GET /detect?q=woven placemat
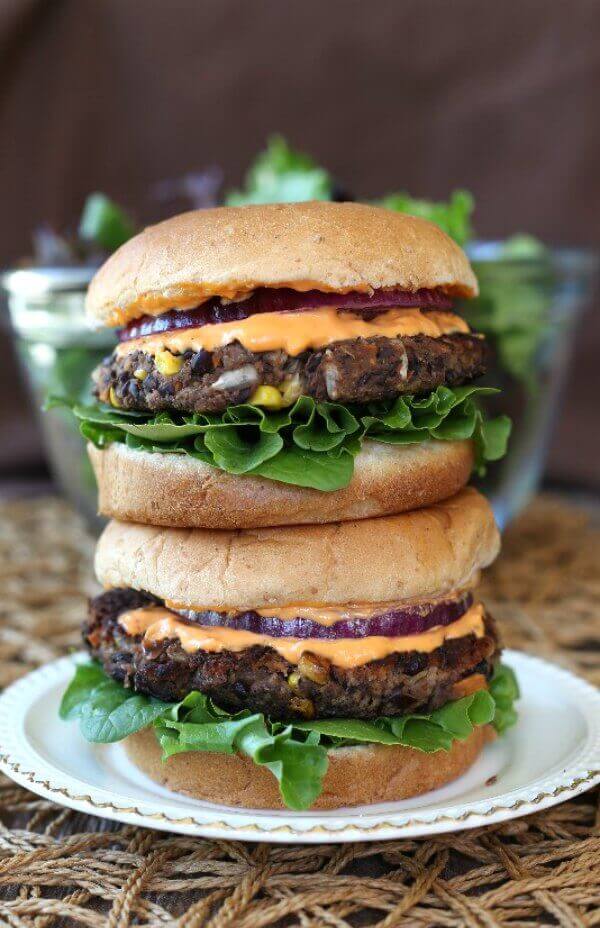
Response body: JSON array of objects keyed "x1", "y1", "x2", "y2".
[{"x1": 0, "y1": 494, "x2": 598, "y2": 927}]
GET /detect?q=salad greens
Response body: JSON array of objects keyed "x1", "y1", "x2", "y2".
[
  {"x1": 496, "y1": 234, "x2": 547, "y2": 260},
  {"x1": 462, "y1": 235, "x2": 551, "y2": 388},
  {"x1": 47, "y1": 386, "x2": 510, "y2": 491},
  {"x1": 79, "y1": 193, "x2": 137, "y2": 253},
  {"x1": 377, "y1": 189, "x2": 475, "y2": 247},
  {"x1": 60, "y1": 661, "x2": 519, "y2": 810},
  {"x1": 226, "y1": 135, "x2": 333, "y2": 206}
]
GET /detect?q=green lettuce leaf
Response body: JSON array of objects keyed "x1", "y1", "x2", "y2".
[
  {"x1": 488, "y1": 662, "x2": 520, "y2": 733},
  {"x1": 47, "y1": 385, "x2": 510, "y2": 491},
  {"x1": 79, "y1": 192, "x2": 136, "y2": 252},
  {"x1": 377, "y1": 190, "x2": 475, "y2": 247},
  {"x1": 60, "y1": 661, "x2": 518, "y2": 810},
  {"x1": 226, "y1": 135, "x2": 333, "y2": 206},
  {"x1": 463, "y1": 237, "x2": 552, "y2": 389},
  {"x1": 59, "y1": 664, "x2": 172, "y2": 742},
  {"x1": 158, "y1": 714, "x2": 328, "y2": 810},
  {"x1": 293, "y1": 687, "x2": 496, "y2": 753}
]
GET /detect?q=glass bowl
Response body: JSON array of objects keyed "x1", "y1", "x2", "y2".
[
  {"x1": 463, "y1": 243, "x2": 599, "y2": 528},
  {"x1": 1, "y1": 267, "x2": 115, "y2": 526}
]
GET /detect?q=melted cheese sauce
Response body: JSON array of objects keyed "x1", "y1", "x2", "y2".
[
  {"x1": 116, "y1": 307, "x2": 470, "y2": 359},
  {"x1": 118, "y1": 603, "x2": 486, "y2": 669}
]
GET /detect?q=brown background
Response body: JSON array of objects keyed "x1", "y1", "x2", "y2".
[{"x1": 1, "y1": 0, "x2": 599, "y2": 487}]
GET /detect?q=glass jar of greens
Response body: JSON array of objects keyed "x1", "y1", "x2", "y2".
[
  {"x1": 2, "y1": 267, "x2": 116, "y2": 526},
  {"x1": 462, "y1": 243, "x2": 598, "y2": 528}
]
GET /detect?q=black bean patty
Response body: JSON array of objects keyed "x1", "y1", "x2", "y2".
[
  {"x1": 84, "y1": 589, "x2": 501, "y2": 721},
  {"x1": 93, "y1": 332, "x2": 488, "y2": 415}
]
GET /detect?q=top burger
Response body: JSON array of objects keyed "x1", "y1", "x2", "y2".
[{"x1": 75, "y1": 201, "x2": 509, "y2": 528}]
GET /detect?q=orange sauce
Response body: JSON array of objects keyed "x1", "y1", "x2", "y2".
[
  {"x1": 450, "y1": 673, "x2": 488, "y2": 700},
  {"x1": 116, "y1": 307, "x2": 469, "y2": 359},
  {"x1": 118, "y1": 603, "x2": 486, "y2": 669}
]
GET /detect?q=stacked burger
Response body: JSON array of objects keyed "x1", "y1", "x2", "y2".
[{"x1": 59, "y1": 202, "x2": 518, "y2": 810}]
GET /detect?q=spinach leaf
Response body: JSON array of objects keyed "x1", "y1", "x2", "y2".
[{"x1": 59, "y1": 664, "x2": 171, "y2": 743}]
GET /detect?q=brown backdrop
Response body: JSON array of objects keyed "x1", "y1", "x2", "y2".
[{"x1": 1, "y1": 0, "x2": 599, "y2": 486}]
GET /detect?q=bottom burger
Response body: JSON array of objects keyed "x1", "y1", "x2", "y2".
[{"x1": 61, "y1": 489, "x2": 519, "y2": 810}]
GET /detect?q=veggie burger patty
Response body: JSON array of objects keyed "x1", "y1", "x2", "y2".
[
  {"x1": 94, "y1": 331, "x2": 488, "y2": 415},
  {"x1": 84, "y1": 588, "x2": 500, "y2": 721}
]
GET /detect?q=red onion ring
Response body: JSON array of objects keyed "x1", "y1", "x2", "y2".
[
  {"x1": 172, "y1": 594, "x2": 473, "y2": 641},
  {"x1": 119, "y1": 286, "x2": 454, "y2": 342}
]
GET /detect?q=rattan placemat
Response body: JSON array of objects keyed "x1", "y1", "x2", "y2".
[{"x1": 0, "y1": 494, "x2": 598, "y2": 927}]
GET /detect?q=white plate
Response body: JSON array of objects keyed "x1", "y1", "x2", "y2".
[{"x1": 0, "y1": 650, "x2": 598, "y2": 843}]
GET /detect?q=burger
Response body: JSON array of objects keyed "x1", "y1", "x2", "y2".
[
  {"x1": 52, "y1": 201, "x2": 510, "y2": 529},
  {"x1": 55, "y1": 200, "x2": 518, "y2": 812},
  {"x1": 61, "y1": 488, "x2": 519, "y2": 810}
]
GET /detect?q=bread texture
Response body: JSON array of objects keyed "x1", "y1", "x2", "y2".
[
  {"x1": 125, "y1": 725, "x2": 493, "y2": 810},
  {"x1": 88, "y1": 439, "x2": 474, "y2": 530},
  {"x1": 94, "y1": 487, "x2": 499, "y2": 609},
  {"x1": 86, "y1": 201, "x2": 478, "y2": 327}
]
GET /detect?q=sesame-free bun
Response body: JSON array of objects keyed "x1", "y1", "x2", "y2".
[
  {"x1": 88, "y1": 438, "x2": 474, "y2": 530},
  {"x1": 86, "y1": 201, "x2": 478, "y2": 327},
  {"x1": 125, "y1": 724, "x2": 493, "y2": 810},
  {"x1": 94, "y1": 487, "x2": 499, "y2": 609}
]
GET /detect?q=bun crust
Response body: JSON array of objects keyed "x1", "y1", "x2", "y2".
[
  {"x1": 125, "y1": 725, "x2": 493, "y2": 810},
  {"x1": 94, "y1": 487, "x2": 499, "y2": 608},
  {"x1": 86, "y1": 202, "x2": 478, "y2": 327},
  {"x1": 88, "y1": 439, "x2": 474, "y2": 530}
]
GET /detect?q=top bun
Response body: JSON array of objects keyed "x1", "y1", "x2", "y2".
[
  {"x1": 86, "y1": 201, "x2": 478, "y2": 327},
  {"x1": 95, "y1": 488, "x2": 499, "y2": 609}
]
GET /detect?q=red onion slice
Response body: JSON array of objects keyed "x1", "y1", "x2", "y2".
[
  {"x1": 173, "y1": 594, "x2": 473, "y2": 641},
  {"x1": 119, "y1": 286, "x2": 454, "y2": 342}
]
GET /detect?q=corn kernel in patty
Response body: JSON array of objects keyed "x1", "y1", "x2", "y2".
[
  {"x1": 155, "y1": 350, "x2": 183, "y2": 376},
  {"x1": 249, "y1": 385, "x2": 284, "y2": 409}
]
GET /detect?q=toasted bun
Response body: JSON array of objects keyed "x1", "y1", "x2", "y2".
[
  {"x1": 125, "y1": 725, "x2": 493, "y2": 810},
  {"x1": 88, "y1": 439, "x2": 474, "y2": 530},
  {"x1": 95, "y1": 487, "x2": 499, "y2": 608},
  {"x1": 86, "y1": 202, "x2": 478, "y2": 327}
]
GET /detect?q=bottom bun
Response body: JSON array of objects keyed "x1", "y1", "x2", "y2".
[
  {"x1": 125, "y1": 725, "x2": 493, "y2": 810},
  {"x1": 89, "y1": 438, "x2": 473, "y2": 529}
]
